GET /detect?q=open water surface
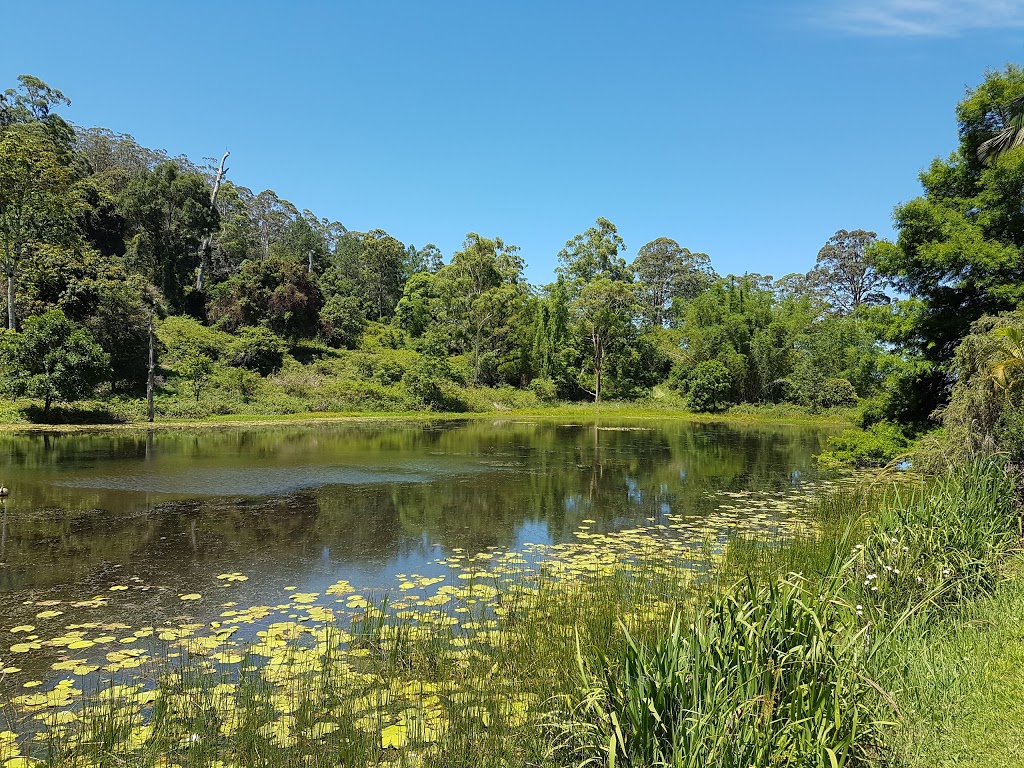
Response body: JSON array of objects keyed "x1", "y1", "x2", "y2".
[{"x1": 0, "y1": 418, "x2": 836, "y2": 686}]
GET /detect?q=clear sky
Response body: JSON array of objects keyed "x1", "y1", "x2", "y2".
[{"x1": 3, "y1": 1, "x2": 1022, "y2": 285}]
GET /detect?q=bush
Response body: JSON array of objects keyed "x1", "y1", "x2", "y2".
[
  {"x1": 156, "y1": 316, "x2": 229, "y2": 366},
  {"x1": 686, "y1": 360, "x2": 732, "y2": 413},
  {"x1": 816, "y1": 377, "x2": 858, "y2": 409},
  {"x1": 320, "y1": 295, "x2": 366, "y2": 349},
  {"x1": 226, "y1": 327, "x2": 286, "y2": 376},
  {"x1": 816, "y1": 421, "x2": 912, "y2": 469},
  {"x1": 528, "y1": 377, "x2": 558, "y2": 402},
  {"x1": 850, "y1": 460, "x2": 1020, "y2": 618},
  {"x1": 403, "y1": 357, "x2": 461, "y2": 411}
]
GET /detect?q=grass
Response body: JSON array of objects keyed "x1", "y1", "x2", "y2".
[
  {"x1": 0, "y1": 398, "x2": 854, "y2": 434},
  {"x1": 883, "y1": 560, "x2": 1024, "y2": 768}
]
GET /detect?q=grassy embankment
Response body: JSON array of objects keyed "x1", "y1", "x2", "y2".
[
  {"x1": 2, "y1": 458, "x2": 1020, "y2": 767},
  {"x1": 0, "y1": 396, "x2": 855, "y2": 433}
]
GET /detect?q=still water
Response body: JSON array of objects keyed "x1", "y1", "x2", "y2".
[{"x1": 0, "y1": 418, "x2": 834, "y2": 664}]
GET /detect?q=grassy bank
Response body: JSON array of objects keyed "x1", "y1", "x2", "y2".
[
  {"x1": 2, "y1": 462, "x2": 1016, "y2": 767},
  {"x1": 0, "y1": 398, "x2": 855, "y2": 433},
  {"x1": 885, "y1": 558, "x2": 1024, "y2": 767}
]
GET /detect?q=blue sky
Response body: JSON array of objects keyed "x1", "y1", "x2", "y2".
[{"x1": 3, "y1": 1, "x2": 1022, "y2": 284}]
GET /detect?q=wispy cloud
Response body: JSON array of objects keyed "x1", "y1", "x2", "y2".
[{"x1": 818, "y1": 0, "x2": 1024, "y2": 36}]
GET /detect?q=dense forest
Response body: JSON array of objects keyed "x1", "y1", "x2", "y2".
[{"x1": 1, "y1": 67, "x2": 1023, "y2": 454}]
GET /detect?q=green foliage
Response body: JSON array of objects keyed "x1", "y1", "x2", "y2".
[
  {"x1": 630, "y1": 237, "x2": 714, "y2": 327},
  {"x1": 119, "y1": 161, "x2": 217, "y2": 312},
  {"x1": 0, "y1": 124, "x2": 76, "y2": 329},
  {"x1": 226, "y1": 326, "x2": 286, "y2": 376},
  {"x1": 937, "y1": 310, "x2": 1024, "y2": 461},
  {"x1": 850, "y1": 460, "x2": 1020, "y2": 619},
  {"x1": 684, "y1": 359, "x2": 732, "y2": 413},
  {"x1": 560, "y1": 576, "x2": 878, "y2": 768},
  {"x1": 528, "y1": 377, "x2": 558, "y2": 402},
  {"x1": 573, "y1": 277, "x2": 639, "y2": 401},
  {"x1": 403, "y1": 357, "x2": 462, "y2": 411},
  {"x1": 817, "y1": 421, "x2": 912, "y2": 469},
  {"x1": 872, "y1": 65, "x2": 1024, "y2": 394},
  {"x1": 816, "y1": 377, "x2": 858, "y2": 409},
  {"x1": 0, "y1": 309, "x2": 108, "y2": 414},
  {"x1": 557, "y1": 217, "x2": 629, "y2": 286},
  {"x1": 209, "y1": 256, "x2": 323, "y2": 340},
  {"x1": 156, "y1": 316, "x2": 229, "y2": 366},
  {"x1": 320, "y1": 294, "x2": 367, "y2": 349}
]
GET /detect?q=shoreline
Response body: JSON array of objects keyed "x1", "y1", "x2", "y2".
[{"x1": 0, "y1": 404, "x2": 855, "y2": 434}]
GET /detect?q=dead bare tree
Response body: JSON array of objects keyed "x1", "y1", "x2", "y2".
[{"x1": 195, "y1": 150, "x2": 230, "y2": 291}]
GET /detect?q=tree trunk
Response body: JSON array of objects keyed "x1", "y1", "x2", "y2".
[
  {"x1": 195, "y1": 150, "x2": 230, "y2": 292},
  {"x1": 6, "y1": 272, "x2": 14, "y2": 331},
  {"x1": 146, "y1": 314, "x2": 156, "y2": 423},
  {"x1": 592, "y1": 330, "x2": 603, "y2": 403}
]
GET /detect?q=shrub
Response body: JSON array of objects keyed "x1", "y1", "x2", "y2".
[
  {"x1": 403, "y1": 357, "x2": 459, "y2": 411},
  {"x1": 156, "y1": 316, "x2": 229, "y2": 366},
  {"x1": 528, "y1": 377, "x2": 558, "y2": 402},
  {"x1": 320, "y1": 295, "x2": 366, "y2": 350},
  {"x1": 816, "y1": 421, "x2": 912, "y2": 469},
  {"x1": 686, "y1": 360, "x2": 732, "y2": 413},
  {"x1": 816, "y1": 377, "x2": 858, "y2": 409},
  {"x1": 226, "y1": 327, "x2": 286, "y2": 376}
]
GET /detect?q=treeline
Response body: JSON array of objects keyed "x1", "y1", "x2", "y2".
[{"x1": 1, "y1": 67, "x2": 1023, "y2": 432}]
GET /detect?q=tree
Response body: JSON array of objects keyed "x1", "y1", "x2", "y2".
[
  {"x1": 872, "y1": 66, "x2": 1024, "y2": 417},
  {"x1": 434, "y1": 233, "x2": 527, "y2": 384},
  {"x1": 209, "y1": 256, "x2": 323, "y2": 340},
  {"x1": 29, "y1": 247, "x2": 157, "y2": 391},
  {"x1": 809, "y1": 229, "x2": 889, "y2": 314},
  {"x1": 403, "y1": 243, "x2": 443, "y2": 278},
  {"x1": 359, "y1": 229, "x2": 406, "y2": 320},
  {"x1": 573, "y1": 278, "x2": 637, "y2": 402},
  {"x1": 557, "y1": 217, "x2": 629, "y2": 287},
  {"x1": 631, "y1": 237, "x2": 714, "y2": 327},
  {"x1": 0, "y1": 309, "x2": 108, "y2": 416},
  {"x1": 120, "y1": 162, "x2": 218, "y2": 312},
  {"x1": 0, "y1": 75, "x2": 74, "y2": 152},
  {"x1": 0, "y1": 128, "x2": 75, "y2": 329},
  {"x1": 251, "y1": 190, "x2": 298, "y2": 258}
]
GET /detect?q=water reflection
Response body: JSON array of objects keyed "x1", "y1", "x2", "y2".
[{"x1": 0, "y1": 419, "x2": 834, "y2": 607}]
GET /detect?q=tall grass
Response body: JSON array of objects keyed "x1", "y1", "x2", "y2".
[{"x1": 555, "y1": 576, "x2": 881, "y2": 768}]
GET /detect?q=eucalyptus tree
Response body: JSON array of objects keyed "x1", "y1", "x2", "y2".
[
  {"x1": 0, "y1": 127, "x2": 75, "y2": 329},
  {"x1": 631, "y1": 237, "x2": 714, "y2": 327},
  {"x1": 557, "y1": 217, "x2": 629, "y2": 287},
  {"x1": 434, "y1": 233, "x2": 527, "y2": 384},
  {"x1": 573, "y1": 277, "x2": 638, "y2": 402},
  {"x1": 251, "y1": 190, "x2": 298, "y2": 259},
  {"x1": 358, "y1": 229, "x2": 406, "y2": 320},
  {"x1": 809, "y1": 229, "x2": 890, "y2": 314},
  {"x1": 0, "y1": 75, "x2": 74, "y2": 153}
]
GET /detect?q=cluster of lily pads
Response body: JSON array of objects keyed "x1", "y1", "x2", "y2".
[{"x1": 0, "y1": 485, "x2": 827, "y2": 767}]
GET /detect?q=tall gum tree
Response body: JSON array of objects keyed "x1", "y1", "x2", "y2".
[{"x1": 0, "y1": 127, "x2": 75, "y2": 329}]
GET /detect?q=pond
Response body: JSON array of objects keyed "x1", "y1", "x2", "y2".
[{"x1": 0, "y1": 418, "x2": 835, "y2": 691}]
